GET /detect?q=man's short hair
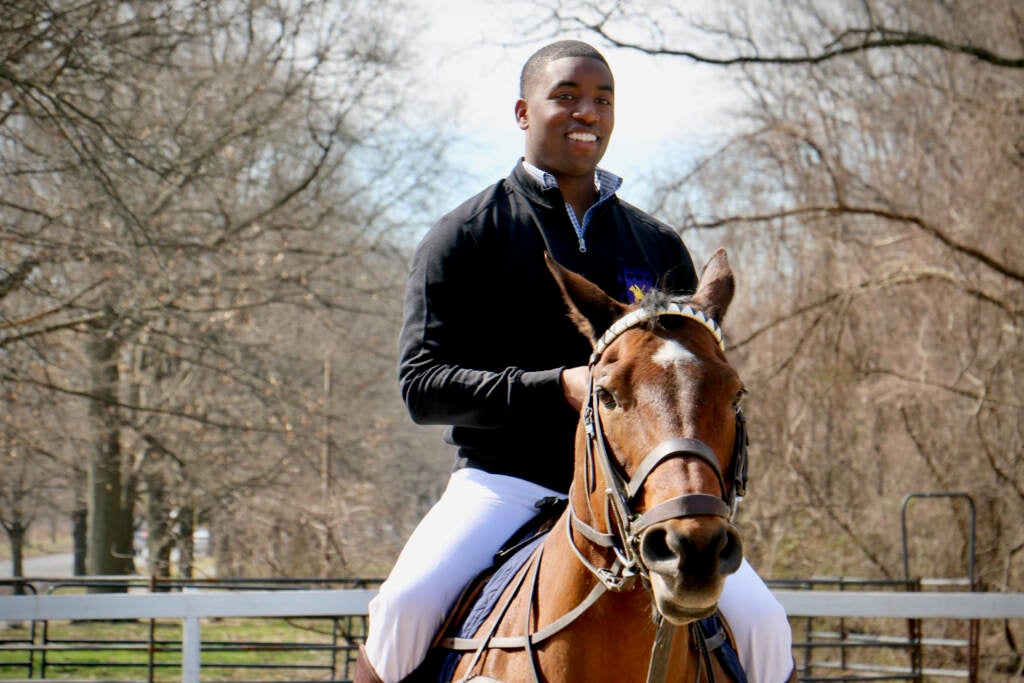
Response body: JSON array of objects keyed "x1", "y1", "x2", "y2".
[{"x1": 519, "y1": 40, "x2": 610, "y2": 98}]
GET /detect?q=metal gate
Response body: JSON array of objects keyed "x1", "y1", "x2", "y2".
[{"x1": 778, "y1": 491, "x2": 979, "y2": 682}]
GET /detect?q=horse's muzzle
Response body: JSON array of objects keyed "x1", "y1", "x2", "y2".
[{"x1": 639, "y1": 519, "x2": 743, "y2": 593}]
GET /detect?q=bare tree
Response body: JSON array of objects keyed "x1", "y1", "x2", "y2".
[
  {"x1": 541, "y1": 0, "x2": 1024, "y2": 69},
  {"x1": 1, "y1": 0, "x2": 449, "y2": 579}
]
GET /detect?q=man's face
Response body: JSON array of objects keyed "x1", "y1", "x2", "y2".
[{"x1": 516, "y1": 56, "x2": 614, "y2": 182}]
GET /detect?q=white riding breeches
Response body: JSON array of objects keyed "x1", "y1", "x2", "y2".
[
  {"x1": 717, "y1": 555, "x2": 794, "y2": 682},
  {"x1": 364, "y1": 468, "x2": 561, "y2": 683},
  {"x1": 363, "y1": 467, "x2": 793, "y2": 683}
]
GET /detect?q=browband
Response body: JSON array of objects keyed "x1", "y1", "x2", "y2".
[{"x1": 592, "y1": 301, "x2": 725, "y2": 361}]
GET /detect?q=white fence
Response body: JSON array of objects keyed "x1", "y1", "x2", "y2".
[
  {"x1": 774, "y1": 589, "x2": 1024, "y2": 618},
  {"x1": 1, "y1": 589, "x2": 1023, "y2": 682}
]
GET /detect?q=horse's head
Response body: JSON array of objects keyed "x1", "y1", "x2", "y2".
[{"x1": 547, "y1": 248, "x2": 745, "y2": 624}]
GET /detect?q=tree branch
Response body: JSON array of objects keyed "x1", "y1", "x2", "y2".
[
  {"x1": 573, "y1": 17, "x2": 1024, "y2": 68},
  {"x1": 689, "y1": 203, "x2": 1024, "y2": 285},
  {"x1": 0, "y1": 257, "x2": 39, "y2": 301}
]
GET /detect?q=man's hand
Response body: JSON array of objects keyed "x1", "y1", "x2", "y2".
[{"x1": 560, "y1": 366, "x2": 589, "y2": 412}]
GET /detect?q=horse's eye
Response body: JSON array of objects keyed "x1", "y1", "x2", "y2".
[
  {"x1": 732, "y1": 388, "x2": 748, "y2": 410},
  {"x1": 595, "y1": 387, "x2": 617, "y2": 410}
]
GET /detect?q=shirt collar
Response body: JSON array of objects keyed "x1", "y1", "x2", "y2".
[{"x1": 521, "y1": 159, "x2": 623, "y2": 202}]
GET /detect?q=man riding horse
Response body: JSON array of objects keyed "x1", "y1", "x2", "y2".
[{"x1": 358, "y1": 40, "x2": 795, "y2": 683}]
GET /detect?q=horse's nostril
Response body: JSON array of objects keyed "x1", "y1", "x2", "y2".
[
  {"x1": 719, "y1": 526, "x2": 743, "y2": 576},
  {"x1": 640, "y1": 528, "x2": 676, "y2": 565}
]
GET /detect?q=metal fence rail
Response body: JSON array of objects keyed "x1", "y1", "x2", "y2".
[
  {"x1": 2, "y1": 580, "x2": 1023, "y2": 683},
  {"x1": 771, "y1": 574, "x2": 1023, "y2": 683},
  {"x1": 1, "y1": 578, "x2": 381, "y2": 683},
  {"x1": 1, "y1": 589, "x2": 374, "y2": 683}
]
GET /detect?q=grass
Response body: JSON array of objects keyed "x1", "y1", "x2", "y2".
[{"x1": 0, "y1": 615, "x2": 365, "y2": 681}]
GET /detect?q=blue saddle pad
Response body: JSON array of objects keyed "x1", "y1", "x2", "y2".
[{"x1": 435, "y1": 533, "x2": 544, "y2": 681}]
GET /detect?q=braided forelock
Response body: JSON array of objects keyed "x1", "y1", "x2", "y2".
[{"x1": 519, "y1": 40, "x2": 610, "y2": 98}]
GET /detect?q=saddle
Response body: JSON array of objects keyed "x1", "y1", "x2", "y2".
[{"x1": 405, "y1": 497, "x2": 749, "y2": 683}]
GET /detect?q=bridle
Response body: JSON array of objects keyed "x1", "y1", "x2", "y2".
[{"x1": 567, "y1": 300, "x2": 749, "y2": 592}]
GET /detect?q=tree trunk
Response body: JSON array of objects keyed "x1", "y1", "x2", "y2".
[
  {"x1": 177, "y1": 506, "x2": 194, "y2": 580},
  {"x1": 72, "y1": 508, "x2": 87, "y2": 576},
  {"x1": 5, "y1": 522, "x2": 26, "y2": 595},
  {"x1": 120, "y1": 462, "x2": 137, "y2": 576},
  {"x1": 86, "y1": 325, "x2": 133, "y2": 588},
  {"x1": 145, "y1": 472, "x2": 173, "y2": 583}
]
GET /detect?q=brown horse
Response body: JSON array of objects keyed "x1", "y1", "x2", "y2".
[{"x1": 434, "y1": 248, "x2": 749, "y2": 682}]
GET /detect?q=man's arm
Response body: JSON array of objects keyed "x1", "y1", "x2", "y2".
[{"x1": 397, "y1": 218, "x2": 570, "y2": 428}]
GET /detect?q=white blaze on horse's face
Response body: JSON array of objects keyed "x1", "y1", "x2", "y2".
[
  {"x1": 638, "y1": 337, "x2": 704, "y2": 423},
  {"x1": 642, "y1": 338, "x2": 702, "y2": 416},
  {"x1": 652, "y1": 339, "x2": 699, "y2": 369}
]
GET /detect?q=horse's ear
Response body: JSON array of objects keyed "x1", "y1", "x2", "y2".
[
  {"x1": 545, "y1": 252, "x2": 628, "y2": 344},
  {"x1": 692, "y1": 248, "x2": 735, "y2": 324}
]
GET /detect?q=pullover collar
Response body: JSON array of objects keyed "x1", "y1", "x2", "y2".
[{"x1": 519, "y1": 159, "x2": 623, "y2": 253}]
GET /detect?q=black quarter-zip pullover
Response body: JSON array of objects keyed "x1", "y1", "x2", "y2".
[{"x1": 397, "y1": 161, "x2": 698, "y2": 493}]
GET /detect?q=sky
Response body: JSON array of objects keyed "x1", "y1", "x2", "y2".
[{"x1": 411, "y1": 0, "x2": 744, "y2": 211}]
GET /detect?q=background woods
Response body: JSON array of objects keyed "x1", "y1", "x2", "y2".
[
  {"x1": 0, "y1": 0, "x2": 450, "y2": 580},
  {"x1": 1, "y1": 0, "x2": 1022, "y2": 666}
]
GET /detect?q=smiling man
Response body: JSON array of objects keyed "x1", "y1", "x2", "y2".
[
  {"x1": 356, "y1": 40, "x2": 795, "y2": 683},
  {"x1": 516, "y1": 50, "x2": 614, "y2": 224}
]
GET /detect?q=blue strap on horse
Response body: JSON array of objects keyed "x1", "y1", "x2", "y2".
[{"x1": 698, "y1": 612, "x2": 749, "y2": 683}]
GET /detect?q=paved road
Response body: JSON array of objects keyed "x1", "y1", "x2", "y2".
[{"x1": 0, "y1": 554, "x2": 75, "y2": 578}]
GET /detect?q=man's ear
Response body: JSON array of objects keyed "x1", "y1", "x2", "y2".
[{"x1": 515, "y1": 98, "x2": 529, "y2": 131}]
